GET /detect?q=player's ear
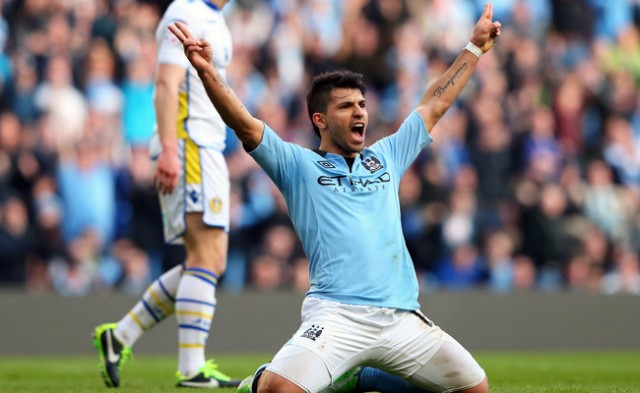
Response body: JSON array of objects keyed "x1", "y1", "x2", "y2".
[{"x1": 312, "y1": 113, "x2": 326, "y2": 130}]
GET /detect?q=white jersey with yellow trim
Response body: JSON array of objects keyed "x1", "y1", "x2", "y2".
[{"x1": 154, "y1": 0, "x2": 232, "y2": 149}]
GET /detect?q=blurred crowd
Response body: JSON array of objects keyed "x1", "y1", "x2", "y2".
[{"x1": 1, "y1": 0, "x2": 640, "y2": 296}]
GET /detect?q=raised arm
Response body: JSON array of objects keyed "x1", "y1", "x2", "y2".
[
  {"x1": 168, "y1": 22, "x2": 264, "y2": 151},
  {"x1": 416, "y1": 2, "x2": 501, "y2": 132}
]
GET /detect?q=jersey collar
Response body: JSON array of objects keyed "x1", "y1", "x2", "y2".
[
  {"x1": 313, "y1": 149, "x2": 362, "y2": 172},
  {"x1": 201, "y1": 0, "x2": 219, "y2": 11}
]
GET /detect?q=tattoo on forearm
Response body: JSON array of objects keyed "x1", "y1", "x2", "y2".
[
  {"x1": 213, "y1": 71, "x2": 247, "y2": 111},
  {"x1": 214, "y1": 72, "x2": 230, "y2": 91},
  {"x1": 433, "y1": 63, "x2": 469, "y2": 97}
]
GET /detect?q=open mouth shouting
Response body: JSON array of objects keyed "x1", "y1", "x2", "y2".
[{"x1": 351, "y1": 122, "x2": 365, "y2": 143}]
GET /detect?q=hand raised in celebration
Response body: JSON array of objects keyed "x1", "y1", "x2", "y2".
[
  {"x1": 470, "y1": 3, "x2": 502, "y2": 53},
  {"x1": 168, "y1": 21, "x2": 213, "y2": 73}
]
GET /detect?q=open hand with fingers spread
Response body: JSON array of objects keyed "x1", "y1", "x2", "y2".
[
  {"x1": 470, "y1": 3, "x2": 502, "y2": 54},
  {"x1": 168, "y1": 21, "x2": 214, "y2": 73}
]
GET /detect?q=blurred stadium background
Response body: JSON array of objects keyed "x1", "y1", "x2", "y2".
[{"x1": 1, "y1": 0, "x2": 640, "y2": 355}]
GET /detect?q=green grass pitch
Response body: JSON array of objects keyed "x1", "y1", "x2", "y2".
[{"x1": 0, "y1": 351, "x2": 639, "y2": 392}]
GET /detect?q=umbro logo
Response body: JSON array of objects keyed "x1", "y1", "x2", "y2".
[
  {"x1": 189, "y1": 190, "x2": 199, "y2": 203},
  {"x1": 317, "y1": 161, "x2": 335, "y2": 169},
  {"x1": 301, "y1": 324, "x2": 324, "y2": 341}
]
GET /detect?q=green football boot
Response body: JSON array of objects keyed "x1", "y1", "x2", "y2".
[
  {"x1": 92, "y1": 323, "x2": 132, "y2": 388},
  {"x1": 176, "y1": 359, "x2": 242, "y2": 388}
]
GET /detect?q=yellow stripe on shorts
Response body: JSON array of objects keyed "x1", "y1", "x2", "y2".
[{"x1": 185, "y1": 138, "x2": 202, "y2": 185}]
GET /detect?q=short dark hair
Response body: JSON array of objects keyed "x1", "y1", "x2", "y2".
[{"x1": 306, "y1": 70, "x2": 366, "y2": 138}]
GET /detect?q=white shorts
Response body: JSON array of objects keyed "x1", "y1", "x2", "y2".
[
  {"x1": 267, "y1": 297, "x2": 485, "y2": 393},
  {"x1": 150, "y1": 135, "x2": 230, "y2": 244}
]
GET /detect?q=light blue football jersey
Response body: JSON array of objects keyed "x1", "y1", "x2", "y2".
[{"x1": 250, "y1": 111, "x2": 432, "y2": 310}]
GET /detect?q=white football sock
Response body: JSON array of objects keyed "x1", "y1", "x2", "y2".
[
  {"x1": 114, "y1": 265, "x2": 182, "y2": 347},
  {"x1": 175, "y1": 267, "x2": 218, "y2": 377}
]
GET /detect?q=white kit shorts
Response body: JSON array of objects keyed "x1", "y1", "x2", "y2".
[
  {"x1": 267, "y1": 297, "x2": 486, "y2": 393},
  {"x1": 150, "y1": 135, "x2": 230, "y2": 244}
]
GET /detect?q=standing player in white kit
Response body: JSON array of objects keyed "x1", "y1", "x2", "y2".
[{"x1": 92, "y1": 0, "x2": 240, "y2": 388}]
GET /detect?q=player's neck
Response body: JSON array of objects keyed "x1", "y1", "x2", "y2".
[{"x1": 318, "y1": 142, "x2": 360, "y2": 159}]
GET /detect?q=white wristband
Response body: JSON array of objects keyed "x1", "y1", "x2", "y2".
[{"x1": 464, "y1": 42, "x2": 484, "y2": 58}]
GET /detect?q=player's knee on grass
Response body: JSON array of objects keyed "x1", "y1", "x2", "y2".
[{"x1": 257, "y1": 370, "x2": 306, "y2": 393}]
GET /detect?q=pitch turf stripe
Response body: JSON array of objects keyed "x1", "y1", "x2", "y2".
[{"x1": 178, "y1": 324, "x2": 211, "y2": 333}]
